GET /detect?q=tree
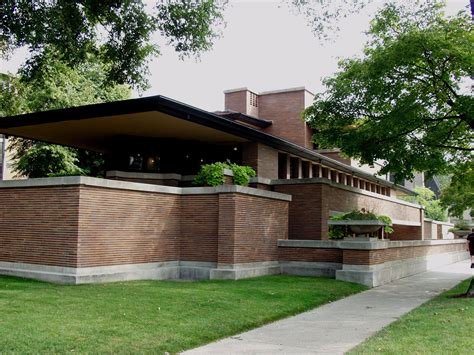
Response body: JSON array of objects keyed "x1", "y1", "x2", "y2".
[
  {"x1": 288, "y1": 0, "x2": 372, "y2": 40},
  {"x1": 0, "y1": 52, "x2": 131, "y2": 177},
  {"x1": 440, "y1": 161, "x2": 474, "y2": 218},
  {"x1": 0, "y1": 0, "x2": 227, "y2": 90},
  {"x1": 401, "y1": 187, "x2": 448, "y2": 221},
  {"x1": 304, "y1": 2, "x2": 473, "y2": 185}
]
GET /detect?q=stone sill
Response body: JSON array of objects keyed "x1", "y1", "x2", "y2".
[
  {"x1": 277, "y1": 239, "x2": 466, "y2": 250},
  {"x1": 0, "y1": 176, "x2": 292, "y2": 202}
]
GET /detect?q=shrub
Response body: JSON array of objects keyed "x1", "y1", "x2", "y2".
[
  {"x1": 193, "y1": 162, "x2": 256, "y2": 187},
  {"x1": 448, "y1": 220, "x2": 471, "y2": 232},
  {"x1": 328, "y1": 209, "x2": 393, "y2": 239}
]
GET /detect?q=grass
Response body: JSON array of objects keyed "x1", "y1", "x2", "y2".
[
  {"x1": 350, "y1": 278, "x2": 474, "y2": 354},
  {"x1": 0, "y1": 275, "x2": 365, "y2": 354}
]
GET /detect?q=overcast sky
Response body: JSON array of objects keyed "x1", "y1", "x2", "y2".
[{"x1": 1, "y1": 0, "x2": 468, "y2": 111}]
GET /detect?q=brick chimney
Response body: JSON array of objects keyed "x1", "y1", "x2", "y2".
[
  {"x1": 224, "y1": 88, "x2": 259, "y2": 118},
  {"x1": 224, "y1": 87, "x2": 315, "y2": 149}
]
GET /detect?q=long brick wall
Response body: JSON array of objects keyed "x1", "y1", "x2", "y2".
[
  {"x1": 0, "y1": 179, "x2": 289, "y2": 270},
  {"x1": 342, "y1": 243, "x2": 466, "y2": 265},
  {"x1": 0, "y1": 186, "x2": 80, "y2": 267},
  {"x1": 77, "y1": 186, "x2": 181, "y2": 268}
]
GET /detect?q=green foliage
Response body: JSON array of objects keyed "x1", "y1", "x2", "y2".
[
  {"x1": 329, "y1": 209, "x2": 393, "y2": 239},
  {"x1": 228, "y1": 163, "x2": 257, "y2": 186},
  {"x1": 401, "y1": 187, "x2": 448, "y2": 222},
  {"x1": 440, "y1": 161, "x2": 474, "y2": 218},
  {"x1": 0, "y1": 1, "x2": 227, "y2": 89},
  {"x1": 156, "y1": 1, "x2": 226, "y2": 59},
  {"x1": 193, "y1": 162, "x2": 256, "y2": 187},
  {"x1": 193, "y1": 162, "x2": 228, "y2": 186},
  {"x1": 288, "y1": 0, "x2": 371, "y2": 40},
  {"x1": 304, "y1": 2, "x2": 473, "y2": 184},
  {"x1": 0, "y1": 52, "x2": 131, "y2": 178},
  {"x1": 16, "y1": 144, "x2": 85, "y2": 178},
  {"x1": 449, "y1": 220, "x2": 471, "y2": 232}
]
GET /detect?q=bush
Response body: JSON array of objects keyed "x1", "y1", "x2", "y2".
[
  {"x1": 328, "y1": 209, "x2": 394, "y2": 239},
  {"x1": 193, "y1": 162, "x2": 256, "y2": 187},
  {"x1": 449, "y1": 220, "x2": 471, "y2": 232},
  {"x1": 401, "y1": 187, "x2": 448, "y2": 222}
]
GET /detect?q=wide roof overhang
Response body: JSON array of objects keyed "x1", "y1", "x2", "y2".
[{"x1": 0, "y1": 95, "x2": 414, "y2": 195}]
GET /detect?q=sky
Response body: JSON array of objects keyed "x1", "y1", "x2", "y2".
[{"x1": 0, "y1": 0, "x2": 468, "y2": 111}]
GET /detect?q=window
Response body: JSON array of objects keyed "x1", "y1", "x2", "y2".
[
  {"x1": 290, "y1": 157, "x2": 299, "y2": 178},
  {"x1": 278, "y1": 153, "x2": 288, "y2": 179},
  {"x1": 301, "y1": 161, "x2": 310, "y2": 178}
]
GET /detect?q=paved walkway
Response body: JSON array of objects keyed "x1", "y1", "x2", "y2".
[{"x1": 184, "y1": 260, "x2": 472, "y2": 355}]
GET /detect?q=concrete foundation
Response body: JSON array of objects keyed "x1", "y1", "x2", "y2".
[
  {"x1": 0, "y1": 260, "x2": 282, "y2": 284},
  {"x1": 335, "y1": 250, "x2": 469, "y2": 287},
  {"x1": 280, "y1": 261, "x2": 342, "y2": 278}
]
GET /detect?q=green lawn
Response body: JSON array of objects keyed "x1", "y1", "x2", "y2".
[
  {"x1": 0, "y1": 275, "x2": 365, "y2": 354},
  {"x1": 350, "y1": 278, "x2": 474, "y2": 354}
]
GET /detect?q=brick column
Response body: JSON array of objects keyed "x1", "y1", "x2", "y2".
[{"x1": 217, "y1": 193, "x2": 237, "y2": 265}]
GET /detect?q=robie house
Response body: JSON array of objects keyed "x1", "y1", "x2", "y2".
[{"x1": 0, "y1": 87, "x2": 468, "y2": 287}]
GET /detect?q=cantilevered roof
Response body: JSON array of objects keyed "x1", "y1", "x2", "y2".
[
  {"x1": 214, "y1": 110, "x2": 272, "y2": 128},
  {"x1": 0, "y1": 95, "x2": 414, "y2": 194}
]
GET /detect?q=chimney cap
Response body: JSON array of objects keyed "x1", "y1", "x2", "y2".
[{"x1": 223, "y1": 87, "x2": 257, "y2": 94}]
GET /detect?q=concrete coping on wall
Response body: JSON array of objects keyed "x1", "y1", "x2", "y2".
[
  {"x1": 270, "y1": 177, "x2": 423, "y2": 209},
  {"x1": 277, "y1": 238, "x2": 466, "y2": 250},
  {"x1": 106, "y1": 170, "x2": 197, "y2": 181},
  {"x1": 424, "y1": 218, "x2": 454, "y2": 227},
  {"x1": 0, "y1": 175, "x2": 292, "y2": 201}
]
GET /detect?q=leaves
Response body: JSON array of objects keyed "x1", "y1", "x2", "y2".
[
  {"x1": 0, "y1": 1, "x2": 227, "y2": 89},
  {"x1": 401, "y1": 187, "x2": 448, "y2": 221},
  {"x1": 193, "y1": 162, "x2": 256, "y2": 187},
  {"x1": 304, "y1": 1, "x2": 473, "y2": 183},
  {"x1": 0, "y1": 52, "x2": 131, "y2": 178}
]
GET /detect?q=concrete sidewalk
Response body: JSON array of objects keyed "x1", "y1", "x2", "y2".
[{"x1": 184, "y1": 260, "x2": 472, "y2": 355}]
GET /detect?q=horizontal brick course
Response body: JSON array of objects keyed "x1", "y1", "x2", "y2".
[
  {"x1": 0, "y1": 184, "x2": 288, "y2": 270},
  {"x1": 343, "y1": 243, "x2": 466, "y2": 265},
  {"x1": 279, "y1": 247, "x2": 342, "y2": 263}
]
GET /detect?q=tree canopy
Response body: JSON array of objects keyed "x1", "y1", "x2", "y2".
[
  {"x1": 440, "y1": 161, "x2": 474, "y2": 218},
  {"x1": 0, "y1": 53, "x2": 131, "y2": 178},
  {"x1": 0, "y1": 0, "x2": 226, "y2": 90},
  {"x1": 401, "y1": 186, "x2": 448, "y2": 221},
  {"x1": 304, "y1": 2, "x2": 473, "y2": 184}
]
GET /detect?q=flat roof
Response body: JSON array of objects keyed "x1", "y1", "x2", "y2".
[{"x1": 0, "y1": 95, "x2": 413, "y2": 194}]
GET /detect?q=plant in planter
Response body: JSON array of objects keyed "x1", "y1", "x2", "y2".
[
  {"x1": 448, "y1": 220, "x2": 471, "y2": 238},
  {"x1": 193, "y1": 162, "x2": 256, "y2": 187},
  {"x1": 328, "y1": 209, "x2": 393, "y2": 239}
]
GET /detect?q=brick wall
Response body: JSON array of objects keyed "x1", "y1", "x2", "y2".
[
  {"x1": 242, "y1": 143, "x2": 278, "y2": 180},
  {"x1": 279, "y1": 247, "x2": 342, "y2": 263},
  {"x1": 274, "y1": 181, "x2": 422, "y2": 240},
  {"x1": 77, "y1": 186, "x2": 181, "y2": 268},
  {"x1": 0, "y1": 186, "x2": 80, "y2": 267},
  {"x1": 390, "y1": 225, "x2": 423, "y2": 241},
  {"x1": 342, "y1": 243, "x2": 466, "y2": 265},
  {"x1": 218, "y1": 193, "x2": 288, "y2": 264},
  {"x1": 225, "y1": 91, "x2": 248, "y2": 116},
  {"x1": 273, "y1": 184, "x2": 325, "y2": 240},
  {"x1": 259, "y1": 90, "x2": 312, "y2": 149},
  {"x1": 0, "y1": 183, "x2": 288, "y2": 269},
  {"x1": 180, "y1": 195, "x2": 219, "y2": 262}
]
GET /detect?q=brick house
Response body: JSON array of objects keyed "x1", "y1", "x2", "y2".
[{"x1": 0, "y1": 87, "x2": 467, "y2": 287}]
